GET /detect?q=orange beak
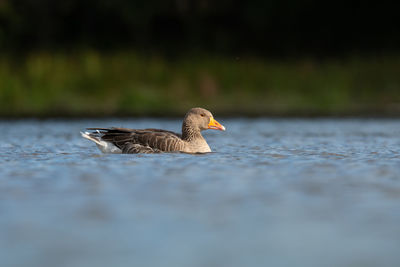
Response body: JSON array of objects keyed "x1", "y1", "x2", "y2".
[{"x1": 208, "y1": 117, "x2": 226, "y2": 131}]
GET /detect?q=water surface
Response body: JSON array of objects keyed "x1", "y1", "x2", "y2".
[{"x1": 1, "y1": 118, "x2": 400, "y2": 267}]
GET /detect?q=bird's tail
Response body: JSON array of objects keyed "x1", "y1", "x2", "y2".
[
  {"x1": 80, "y1": 131, "x2": 103, "y2": 145},
  {"x1": 81, "y1": 131, "x2": 122, "y2": 153}
]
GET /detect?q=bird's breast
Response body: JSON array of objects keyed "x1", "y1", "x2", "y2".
[{"x1": 183, "y1": 139, "x2": 211, "y2": 153}]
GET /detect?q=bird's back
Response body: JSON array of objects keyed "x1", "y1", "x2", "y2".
[{"x1": 85, "y1": 127, "x2": 185, "y2": 153}]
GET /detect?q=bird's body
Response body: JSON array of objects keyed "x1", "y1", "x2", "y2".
[{"x1": 81, "y1": 108, "x2": 225, "y2": 154}]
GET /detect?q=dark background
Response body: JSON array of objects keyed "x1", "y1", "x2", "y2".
[
  {"x1": 2, "y1": 0, "x2": 400, "y2": 56},
  {"x1": 1, "y1": 0, "x2": 400, "y2": 116}
]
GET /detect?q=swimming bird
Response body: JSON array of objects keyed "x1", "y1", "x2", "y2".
[{"x1": 81, "y1": 107, "x2": 225, "y2": 154}]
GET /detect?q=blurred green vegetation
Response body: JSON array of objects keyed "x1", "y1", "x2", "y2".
[
  {"x1": 1, "y1": 51, "x2": 400, "y2": 117},
  {"x1": 1, "y1": 1, "x2": 399, "y2": 117}
]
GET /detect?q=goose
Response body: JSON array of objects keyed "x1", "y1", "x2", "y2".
[{"x1": 81, "y1": 107, "x2": 225, "y2": 154}]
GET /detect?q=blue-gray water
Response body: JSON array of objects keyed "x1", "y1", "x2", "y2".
[{"x1": 1, "y1": 118, "x2": 400, "y2": 267}]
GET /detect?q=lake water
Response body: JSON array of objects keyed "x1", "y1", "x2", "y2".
[{"x1": 1, "y1": 118, "x2": 400, "y2": 267}]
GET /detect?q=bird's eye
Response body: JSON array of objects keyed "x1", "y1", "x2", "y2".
[{"x1": 200, "y1": 114, "x2": 205, "y2": 117}]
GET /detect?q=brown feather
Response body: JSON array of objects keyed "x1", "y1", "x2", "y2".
[{"x1": 86, "y1": 127, "x2": 184, "y2": 153}]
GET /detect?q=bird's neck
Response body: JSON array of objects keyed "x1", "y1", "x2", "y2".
[{"x1": 182, "y1": 122, "x2": 203, "y2": 142}]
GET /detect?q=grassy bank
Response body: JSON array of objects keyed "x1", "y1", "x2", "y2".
[{"x1": 1, "y1": 51, "x2": 400, "y2": 117}]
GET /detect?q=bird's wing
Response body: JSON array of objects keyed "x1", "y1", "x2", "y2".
[{"x1": 86, "y1": 127, "x2": 185, "y2": 153}]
